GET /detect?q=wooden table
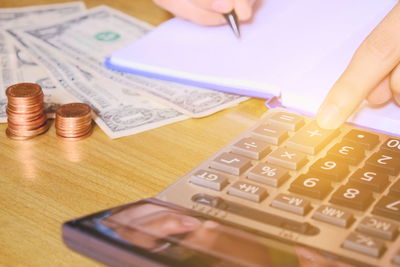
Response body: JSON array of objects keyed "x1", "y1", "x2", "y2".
[{"x1": 0, "y1": 1, "x2": 267, "y2": 265}]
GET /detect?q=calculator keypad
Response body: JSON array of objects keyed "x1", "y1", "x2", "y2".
[{"x1": 177, "y1": 109, "x2": 400, "y2": 265}]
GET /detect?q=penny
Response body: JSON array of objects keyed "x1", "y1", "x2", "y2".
[{"x1": 6, "y1": 83, "x2": 42, "y2": 98}]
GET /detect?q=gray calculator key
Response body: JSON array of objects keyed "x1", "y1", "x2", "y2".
[
  {"x1": 190, "y1": 170, "x2": 229, "y2": 191},
  {"x1": 231, "y1": 137, "x2": 271, "y2": 160},
  {"x1": 286, "y1": 121, "x2": 338, "y2": 154},
  {"x1": 271, "y1": 193, "x2": 311, "y2": 215},
  {"x1": 268, "y1": 112, "x2": 305, "y2": 131},
  {"x1": 342, "y1": 232, "x2": 385, "y2": 258},
  {"x1": 247, "y1": 163, "x2": 290, "y2": 187},
  {"x1": 252, "y1": 124, "x2": 288, "y2": 145},
  {"x1": 357, "y1": 216, "x2": 398, "y2": 240},
  {"x1": 210, "y1": 152, "x2": 252, "y2": 175},
  {"x1": 266, "y1": 147, "x2": 307, "y2": 170},
  {"x1": 228, "y1": 181, "x2": 268, "y2": 202},
  {"x1": 312, "y1": 205, "x2": 353, "y2": 227}
]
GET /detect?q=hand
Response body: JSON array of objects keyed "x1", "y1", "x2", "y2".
[
  {"x1": 317, "y1": 3, "x2": 400, "y2": 129},
  {"x1": 153, "y1": 0, "x2": 256, "y2": 26}
]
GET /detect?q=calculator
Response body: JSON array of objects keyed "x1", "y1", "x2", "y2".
[{"x1": 63, "y1": 108, "x2": 400, "y2": 267}]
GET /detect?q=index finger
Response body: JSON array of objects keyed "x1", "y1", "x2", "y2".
[{"x1": 316, "y1": 3, "x2": 400, "y2": 129}]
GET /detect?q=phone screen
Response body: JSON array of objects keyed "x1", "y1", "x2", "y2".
[{"x1": 63, "y1": 198, "x2": 353, "y2": 266}]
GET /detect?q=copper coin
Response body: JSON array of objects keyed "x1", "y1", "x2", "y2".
[
  {"x1": 5, "y1": 128, "x2": 36, "y2": 141},
  {"x1": 56, "y1": 127, "x2": 93, "y2": 141},
  {"x1": 7, "y1": 120, "x2": 50, "y2": 137},
  {"x1": 6, "y1": 83, "x2": 42, "y2": 98},
  {"x1": 56, "y1": 103, "x2": 91, "y2": 118}
]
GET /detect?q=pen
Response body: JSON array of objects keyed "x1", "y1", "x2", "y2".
[{"x1": 223, "y1": 11, "x2": 240, "y2": 38}]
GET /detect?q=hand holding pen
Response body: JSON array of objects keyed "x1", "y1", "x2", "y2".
[{"x1": 153, "y1": 0, "x2": 255, "y2": 29}]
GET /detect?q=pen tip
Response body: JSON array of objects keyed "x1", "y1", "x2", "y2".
[{"x1": 224, "y1": 12, "x2": 241, "y2": 39}]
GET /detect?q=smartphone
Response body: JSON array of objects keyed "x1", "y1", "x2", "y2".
[{"x1": 62, "y1": 198, "x2": 308, "y2": 267}]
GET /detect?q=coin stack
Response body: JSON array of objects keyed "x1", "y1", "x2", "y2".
[
  {"x1": 6, "y1": 83, "x2": 49, "y2": 140},
  {"x1": 55, "y1": 103, "x2": 93, "y2": 141}
]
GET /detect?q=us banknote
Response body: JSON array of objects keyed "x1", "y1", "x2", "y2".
[
  {"x1": 7, "y1": 29, "x2": 188, "y2": 138},
  {"x1": 19, "y1": 6, "x2": 248, "y2": 117},
  {"x1": 0, "y1": 2, "x2": 86, "y2": 122}
]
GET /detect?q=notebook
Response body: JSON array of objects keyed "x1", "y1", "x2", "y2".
[{"x1": 105, "y1": 0, "x2": 399, "y2": 136}]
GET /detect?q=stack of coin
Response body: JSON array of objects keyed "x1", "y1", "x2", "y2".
[
  {"x1": 6, "y1": 83, "x2": 49, "y2": 140},
  {"x1": 55, "y1": 103, "x2": 93, "y2": 141}
]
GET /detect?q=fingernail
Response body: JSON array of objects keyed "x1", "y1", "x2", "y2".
[
  {"x1": 212, "y1": 0, "x2": 232, "y2": 13},
  {"x1": 180, "y1": 216, "x2": 201, "y2": 228},
  {"x1": 317, "y1": 103, "x2": 342, "y2": 129}
]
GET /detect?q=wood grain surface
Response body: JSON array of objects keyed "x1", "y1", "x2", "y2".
[{"x1": 0, "y1": 1, "x2": 267, "y2": 265}]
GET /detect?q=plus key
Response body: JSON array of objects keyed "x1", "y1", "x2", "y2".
[{"x1": 286, "y1": 121, "x2": 338, "y2": 154}]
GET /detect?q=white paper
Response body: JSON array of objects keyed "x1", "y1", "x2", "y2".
[{"x1": 108, "y1": 0, "x2": 399, "y2": 135}]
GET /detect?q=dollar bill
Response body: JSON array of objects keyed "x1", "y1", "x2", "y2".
[
  {"x1": 19, "y1": 6, "x2": 248, "y2": 117},
  {"x1": 0, "y1": 2, "x2": 86, "y2": 122},
  {"x1": 7, "y1": 29, "x2": 188, "y2": 138}
]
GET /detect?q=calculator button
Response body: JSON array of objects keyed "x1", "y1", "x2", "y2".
[
  {"x1": 252, "y1": 124, "x2": 288, "y2": 145},
  {"x1": 247, "y1": 163, "x2": 290, "y2": 187},
  {"x1": 372, "y1": 196, "x2": 400, "y2": 221},
  {"x1": 190, "y1": 170, "x2": 229, "y2": 191},
  {"x1": 231, "y1": 137, "x2": 271, "y2": 160},
  {"x1": 289, "y1": 174, "x2": 332, "y2": 199},
  {"x1": 228, "y1": 181, "x2": 268, "y2": 202},
  {"x1": 327, "y1": 142, "x2": 365, "y2": 165},
  {"x1": 271, "y1": 193, "x2": 311, "y2": 215},
  {"x1": 382, "y1": 137, "x2": 400, "y2": 156},
  {"x1": 390, "y1": 180, "x2": 400, "y2": 197},
  {"x1": 357, "y1": 216, "x2": 398, "y2": 240},
  {"x1": 343, "y1": 129, "x2": 379, "y2": 150},
  {"x1": 365, "y1": 150, "x2": 400, "y2": 176},
  {"x1": 330, "y1": 185, "x2": 373, "y2": 211},
  {"x1": 268, "y1": 112, "x2": 305, "y2": 131},
  {"x1": 309, "y1": 157, "x2": 349, "y2": 182},
  {"x1": 342, "y1": 232, "x2": 385, "y2": 258},
  {"x1": 210, "y1": 152, "x2": 252, "y2": 175},
  {"x1": 349, "y1": 168, "x2": 389, "y2": 193},
  {"x1": 266, "y1": 147, "x2": 307, "y2": 170},
  {"x1": 312, "y1": 205, "x2": 353, "y2": 228},
  {"x1": 285, "y1": 121, "x2": 338, "y2": 154}
]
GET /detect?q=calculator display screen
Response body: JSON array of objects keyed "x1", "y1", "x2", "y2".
[{"x1": 65, "y1": 199, "x2": 353, "y2": 266}]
